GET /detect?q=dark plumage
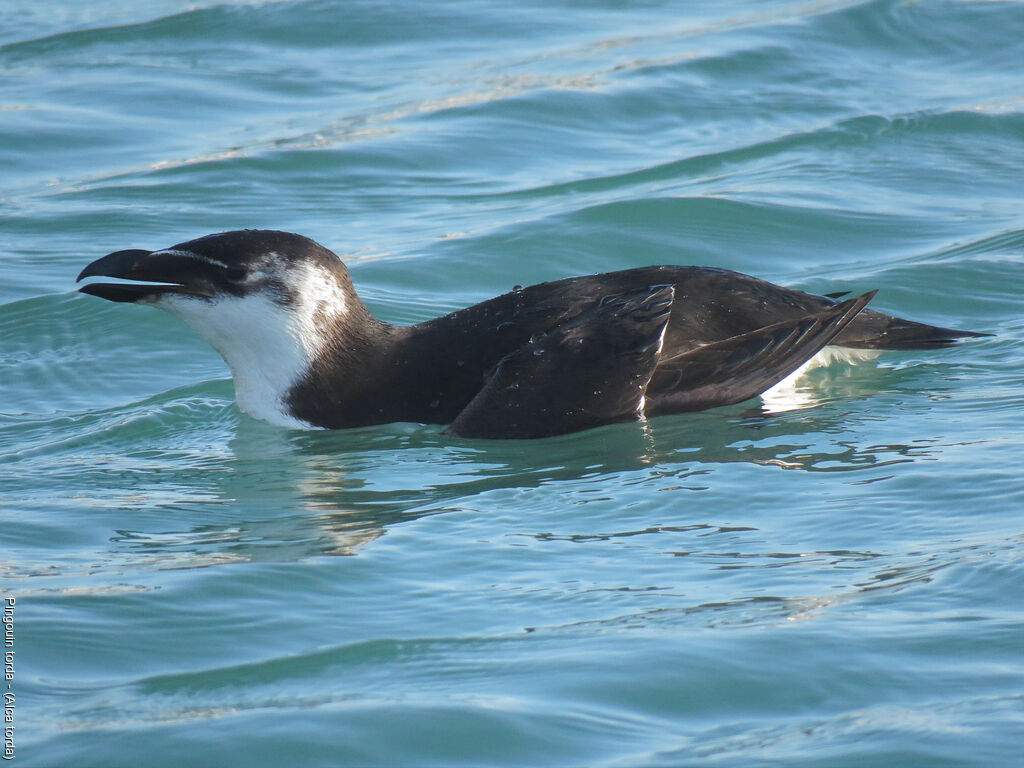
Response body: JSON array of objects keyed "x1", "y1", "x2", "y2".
[{"x1": 77, "y1": 230, "x2": 988, "y2": 438}]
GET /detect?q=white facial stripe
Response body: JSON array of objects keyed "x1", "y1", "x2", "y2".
[{"x1": 151, "y1": 249, "x2": 230, "y2": 270}]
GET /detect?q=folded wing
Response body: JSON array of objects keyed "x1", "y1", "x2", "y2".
[
  {"x1": 447, "y1": 285, "x2": 675, "y2": 439},
  {"x1": 645, "y1": 291, "x2": 877, "y2": 415}
]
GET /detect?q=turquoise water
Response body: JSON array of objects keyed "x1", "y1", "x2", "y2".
[{"x1": 3, "y1": 1, "x2": 1023, "y2": 765}]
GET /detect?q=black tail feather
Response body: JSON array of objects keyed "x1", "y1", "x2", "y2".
[{"x1": 835, "y1": 309, "x2": 992, "y2": 350}]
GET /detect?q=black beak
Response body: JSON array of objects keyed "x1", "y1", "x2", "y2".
[{"x1": 77, "y1": 249, "x2": 214, "y2": 303}]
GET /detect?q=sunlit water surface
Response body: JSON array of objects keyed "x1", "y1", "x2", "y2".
[{"x1": 2, "y1": 1, "x2": 1022, "y2": 766}]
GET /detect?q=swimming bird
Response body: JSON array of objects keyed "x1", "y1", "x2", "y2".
[{"x1": 77, "y1": 229, "x2": 987, "y2": 438}]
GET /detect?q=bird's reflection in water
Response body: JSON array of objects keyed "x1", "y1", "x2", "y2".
[{"x1": 103, "y1": 359, "x2": 950, "y2": 569}]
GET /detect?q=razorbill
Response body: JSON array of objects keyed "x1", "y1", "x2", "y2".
[{"x1": 77, "y1": 229, "x2": 988, "y2": 438}]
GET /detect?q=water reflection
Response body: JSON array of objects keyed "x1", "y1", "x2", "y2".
[{"x1": 66, "y1": 359, "x2": 956, "y2": 572}]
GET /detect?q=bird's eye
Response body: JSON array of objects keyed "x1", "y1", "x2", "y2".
[{"x1": 225, "y1": 265, "x2": 246, "y2": 281}]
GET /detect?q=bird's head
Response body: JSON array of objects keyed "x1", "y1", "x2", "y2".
[{"x1": 77, "y1": 229, "x2": 371, "y2": 426}]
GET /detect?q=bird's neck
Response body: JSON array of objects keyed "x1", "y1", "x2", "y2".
[
  {"x1": 191, "y1": 293, "x2": 324, "y2": 428},
  {"x1": 165, "y1": 271, "x2": 388, "y2": 428}
]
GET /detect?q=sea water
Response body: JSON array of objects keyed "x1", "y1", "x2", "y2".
[{"x1": 2, "y1": 1, "x2": 1022, "y2": 765}]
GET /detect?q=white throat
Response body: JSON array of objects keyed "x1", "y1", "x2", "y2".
[{"x1": 155, "y1": 262, "x2": 347, "y2": 428}]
